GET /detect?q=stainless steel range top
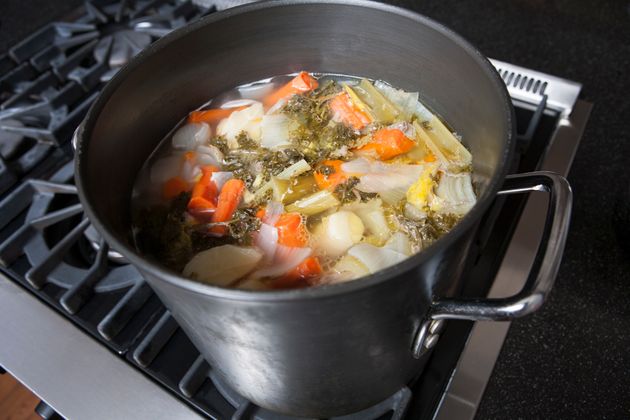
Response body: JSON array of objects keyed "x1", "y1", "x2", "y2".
[{"x1": 0, "y1": 2, "x2": 592, "y2": 419}]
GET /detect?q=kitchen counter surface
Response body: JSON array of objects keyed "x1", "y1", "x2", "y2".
[{"x1": 1, "y1": 1, "x2": 628, "y2": 418}]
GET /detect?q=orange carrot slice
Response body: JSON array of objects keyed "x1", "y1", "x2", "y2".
[
  {"x1": 314, "y1": 160, "x2": 349, "y2": 190},
  {"x1": 162, "y1": 176, "x2": 189, "y2": 201},
  {"x1": 209, "y1": 179, "x2": 246, "y2": 236},
  {"x1": 188, "y1": 165, "x2": 219, "y2": 219},
  {"x1": 188, "y1": 106, "x2": 247, "y2": 124},
  {"x1": 272, "y1": 256, "x2": 323, "y2": 289},
  {"x1": 355, "y1": 128, "x2": 416, "y2": 160},
  {"x1": 275, "y1": 213, "x2": 309, "y2": 247},
  {"x1": 329, "y1": 92, "x2": 372, "y2": 130},
  {"x1": 264, "y1": 71, "x2": 319, "y2": 107}
]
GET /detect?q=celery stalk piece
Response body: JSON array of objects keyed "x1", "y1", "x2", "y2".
[
  {"x1": 341, "y1": 83, "x2": 375, "y2": 121},
  {"x1": 285, "y1": 190, "x2": 340, "y2": 215},
  {"x1": 353, "y1": 79, "x2": 400, "y2": 123}
]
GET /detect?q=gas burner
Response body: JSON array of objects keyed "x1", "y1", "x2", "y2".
[
  {"x1": 79, "y1": 0, "x2": 209, "y2": 80},
  {"x1": 0, "y1": 161, "x2": 142, "y2": 310},
  {"x1": 0, "y1": 1, "x2": 210, "y2": 195}
]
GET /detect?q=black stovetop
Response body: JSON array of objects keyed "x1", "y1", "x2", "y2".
[{"x1": 0, "y1": 2, "x2": 568, "y2": 419}]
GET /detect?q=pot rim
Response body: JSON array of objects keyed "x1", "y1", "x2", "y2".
[{"x1": 75, "y1": 0, "x2": 515, "y2": 302}]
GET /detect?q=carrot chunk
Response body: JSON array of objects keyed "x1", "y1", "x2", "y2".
[
  {"x1": 188, "y1": 106, "x2": 247, "y2": 124},
  {"x1": 275, "y1": 213, "x2": 309, "y2": 247},
  {"x1": 209, "y1": 179, "x2": 246, "y2": 236},
  {"x1": 355, "y1": 128, "x2": 415, "y2": 160},
  {"x1": 314, "y1": 160, "x2": 349, "y2": 190},
  {"x1": 188, "y1": 165, "x2": 219, "y2": 218},
  {"x1": 264, "y1": 71, "x2": 319, "y2": 107},
  {"x1": 329, "y1": 92, "x2": 372, "y2": 130},
  {"x1": 272, "y1": 256, "x2": 323, "y2": 289},
  {"x1": 162, "y1": 176, "x2": 189, "y2": 200}
]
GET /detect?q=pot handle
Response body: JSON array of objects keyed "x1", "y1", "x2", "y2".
[{"x1": 412, "y1": 171, "x2": 572, "y2": 358}]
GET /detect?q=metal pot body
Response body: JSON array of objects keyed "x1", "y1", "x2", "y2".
[
  {"x1": 140, "y1": 232, "x2": 473, "y2": 416},
  {"x1": 75, "y1": 1, "x2": 514, "y2": 416}
]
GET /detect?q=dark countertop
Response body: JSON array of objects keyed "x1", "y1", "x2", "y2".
[{"x1": 1, "y1": 1, "x2": 629, "y2": 418}]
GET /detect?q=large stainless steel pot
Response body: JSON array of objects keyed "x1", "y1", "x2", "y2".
[{"x1": 74, "y1": 1, "x2": 572, "y2": 416}]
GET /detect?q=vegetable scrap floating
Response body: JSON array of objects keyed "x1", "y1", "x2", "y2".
[{"x1": 132, "y1": 72, "x2": 477, "y2": 290}]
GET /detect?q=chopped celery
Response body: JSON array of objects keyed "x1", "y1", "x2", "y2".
[
  {"x1": 275, "y1": 159, "x2": 311, "y2": 180},
  {"x1": 342, "y1": 83, "x2": 375, "y2": 120},
  {"x1": 353, "y1": 79, "x2": 399, "y2": 123},
  {"x1": 282, "y1": 174, "x2": 318, "y2": 204},
  {"x1": 285, "y1": 189, "x2": 340, "y2": 215},
  {"x1": 413, "y1": 120, "x2": 471, "y2": 170}
]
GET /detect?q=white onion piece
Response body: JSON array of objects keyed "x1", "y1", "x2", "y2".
[
  {"x1": 172, "y1": 122, "x2": 211, "y2": 150},
  {"x1": 343, "y1": 199, "x2": 391, "y2": 243},
  {"x1": 315, "y1": 211, "x2": 365, "y2": 257},
  {"x1": 433, "y1": 173, "x2": 476, "y2": 215},
  {"x1": 149, "y1": 155, "x2": 181, "y2": 184},
  {"x1": 275, "y1": 159, "x2": 311, "y2": 180},
  {"x1": 263, "y1": 200, "x2": 284, "y2": 226},
  {"x1": 183, "y1": 245, "x2": 263, "y2": 287},
  {"x1": 388, "y1": 121, "x2": 416, "y2": 139},
  {"x1": 260, "y1": 114, "x2": 291, "y2": 149},
  {"x1": 348, "y1": 243, "x2": 407, "y2": 274},
  {"x1": 374, "y1": 80, "x2": 433, "y2": 122},
  {"x1": 357, "y1": 172, "x2": 421, "y2": 204},
  {"x1": 181, "y1": 160, "x2": 201, "y2": 183},
  {"x1": 341, "y1": 158, "x2": 423, "y2": 205},
  {"x1": 210, "y1": 171, "x2": 233, "y2": 191},
  {"x1": 217, "y1": 103, "x2": 263, "y2": 148},
  {"x1": 196, "y1": 144, "x2": 224, "y2": 166},
  {"x1": 331, "y1": 255, "x2": 370, "y2": 282},
  {"x1": 254, "y1": 223, "x2": 279, "y2": 262},
  {"x1": 266, "y1": 97, "x2": 287, "y2": 115},
  {"x1": 404, "y1": 202, "x2": 427, "y2": 221},
  {"x1": 385, "y1": 232, "x2": 413, "y2": 256},
  {"x1": 251, "y1": 246, "x2": 311, "y2": 279},
  {"x1": 221, "y1": 99, "x2": 261, "y2": 109}
]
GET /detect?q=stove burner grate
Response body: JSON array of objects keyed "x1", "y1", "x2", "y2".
[{"x1": 0, "y1": 0, "x2": 211, "y2": 196}]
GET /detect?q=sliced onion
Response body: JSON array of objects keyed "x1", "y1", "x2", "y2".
[
  {"x1": 384, "y1": 232, "x2": 413, "y2": 256},
  {"x1": 266, "y1": 97, "x2": 287, "y2": 115},
  {"x1": 254, "y1": 223, "x2": 279, "y2": 262},
  {"x1": 263, "y1": 200, "x2": 284, "y2": 225},
  {"x1": 374, "y1": 81, "x2": 433, "y2": 122},
  {"x1": 388, "y1": 121, "x2": 415, "y2": 139},
  {"x1": 217, "y1": 103, "x2": 264, "y2": 148},
  {"x1": 211, "y1": 171, "x2": 233, "y2": 191},
  {"x1": 433, "y1": 173, "x2": 476, "y2": 215},
  {"x1": 181, "y1": 159, "x2": 201, "y2": 182},
  {"x1": 343, "y1": 199, "x2": 391, "y2": 243},
  {"x1": 347, "y1": 243, "x2": 407, "y2": 274},
  {"x1": 196, "y1": 144, "x2": 224, "y2": 166},
  {"x1": 260, "y1": 114, "x2": 291, "y2": 149},
  {"x1": 251, "y1": 246, "x2": 311, "y2": 279},
  {"x1": 149, "y1": 155, "x2": 181, "y2": 184},
  {"x1": 314, "y1": 211, "x2": 365, "y2": 257},
  {"x1": 172, "y1": 122, "x2": 211, "y2": 150}
]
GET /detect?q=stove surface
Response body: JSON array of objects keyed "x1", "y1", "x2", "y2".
[{"x1": 0, "y1": 2, "x2": 592, "y2": 419}]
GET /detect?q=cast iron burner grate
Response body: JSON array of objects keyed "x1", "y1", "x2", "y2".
[{"x1": 0, "y1": 0, "x2": 212, "y2": 196}]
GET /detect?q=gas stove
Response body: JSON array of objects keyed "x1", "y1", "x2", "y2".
[{"x1": 0, "y1": 2, "x2": 592, "y2": 419}]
